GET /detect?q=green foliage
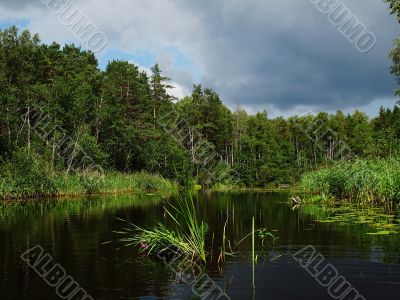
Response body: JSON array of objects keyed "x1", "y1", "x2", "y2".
[
  {"x1": 102, "y1": 172, "x2": 178, "y2": 192},
  {"x1": 0, "y1": 161, "x2": 177, "y2": 199},
  {"x1": 0, "y1": 148, "x2": 56, "y2": 199},
  {"x1": 0, "y1": 26, "x2": 399, "y2": 197},
  {"x1": 257, "y1": 228, "x2": 279, "y2": 246},
  {"x1": 116, "y1": 194, "x2": 208, "y2": 262},
  {"x1": 385, "y1": 1, "x2": 400, "y2": 98},
  {"x1": 301, "y1": 158, "x2": 400, "y2": 203},
  {"x1": 385, "y1": 0, "x2": 400, "y2": 20},
  {"x1": 302, "y1": 201, "x2": 400, "y2": 236}
]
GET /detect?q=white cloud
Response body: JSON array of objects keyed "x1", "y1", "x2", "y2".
[
  {"x1": 0, "y1": 0, "x2": 398, "y2": 116},
  {"x1": 130, "y1": 61, "x2": 189, "y2": 100},
  {"x1": 167, "y1": 82, "x2": 187, "y2": 100}
]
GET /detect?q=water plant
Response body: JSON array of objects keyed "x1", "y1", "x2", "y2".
[
  {"x1": 116, "y1": 194, "x2": 208, "y2": 262},
  {"x1": 115, "y1": 198, "x2": 282, "y2": 267},
  {"x1": 301, "y1": 201, "x2": 400, "y2": 236},
  {"x1": 301, "y1": 158, "x2": 400, "y2": 204},
  {"x1": 0, "y1": 166, "x2": 178, "y2": 200},
  {"x1": 258, "y1": 228, "x2": 279, "y2": 246}
]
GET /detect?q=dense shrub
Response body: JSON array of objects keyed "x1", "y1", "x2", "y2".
[
  {"x1": 0, "y1": 149, "x2": 177, "y2": 199},
  {"x1": 0, "y1": 148, "x2": 56, "y2": 199}
]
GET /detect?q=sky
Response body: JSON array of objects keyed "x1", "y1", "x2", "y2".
[{"x1": 0, "y1": 0, "x2": 399, "y2": 118}]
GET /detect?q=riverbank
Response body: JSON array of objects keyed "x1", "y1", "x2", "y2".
[
  {"x1": 208, "y1": 182, "x2": 303, "y2": 193},
  {"x1": 0, "y1": 171, "x2": 178, "y2": 200},
  {"x1": 300, "y1": 158, "x2": 400, "y2": 205}
]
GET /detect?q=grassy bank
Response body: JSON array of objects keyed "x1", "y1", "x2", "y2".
[
  {"x1": 0, "y1": 171, "x2": 178, "y2": 200},
  {"x1": 211, "y1": 183, "x2": 302, "y2": 193},
  {"x1": 301, "y1": 158, "x2": 400, "y2": 204}
]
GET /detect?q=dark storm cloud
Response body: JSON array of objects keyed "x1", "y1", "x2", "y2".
[
  {"x1": 1, "y1": 0, "x2": 398, "y2": 113},
  {"x1": 174, "y1": 0, "x2": 398, "y2": 110}
]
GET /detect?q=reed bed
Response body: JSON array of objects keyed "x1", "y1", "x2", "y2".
[
  {"x1": 301, "y1": 158, "x2": 400, "y2": 204},
  {"x1": 0, "y1": 171, "x2": 178, "y2": 200}
]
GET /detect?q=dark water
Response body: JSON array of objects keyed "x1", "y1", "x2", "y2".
[{"x1": 0, "y1": 192, "x2": 399, "y2": 300}]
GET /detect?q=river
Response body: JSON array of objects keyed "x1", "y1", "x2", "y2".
[{"x1": 0, "y1": 191, "x2": 399, "y2": 299}]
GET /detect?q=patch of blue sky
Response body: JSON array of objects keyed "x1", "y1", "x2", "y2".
[
  {"x1": 98, "y1": 48, "x2": 155, "y2": 71},
  {"x1": 98, "y1": 46, "x2": 202, "y2": 82},
  {"x1": 0, "y1": 19, "x2": 30, "y2": 30}
]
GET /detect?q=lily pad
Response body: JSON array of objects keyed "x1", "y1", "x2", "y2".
[
  {"x1": 316, "y1": 219, "x2": 337, "y2": 223},
  {"x1": 366, "y1": 230, "x2": 398, "y2": 235}
]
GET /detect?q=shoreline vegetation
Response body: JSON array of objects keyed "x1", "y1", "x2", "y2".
[
  {"x1": 0, "y1": 26, "x2": 399, "y2": 205},
  {"x1": 115, "y1": 193, "x2": 278, "y2": 266},
  {"x1": 0, "y1": 171, "x2": 178, "y2": 200},
  {"x1": 300, "y1": 158, "x2": 400, "y2": 205}
]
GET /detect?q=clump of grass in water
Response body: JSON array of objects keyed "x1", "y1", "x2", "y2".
[{"x1": 116, "y1": 193, "x2": 208, "y2": 262}]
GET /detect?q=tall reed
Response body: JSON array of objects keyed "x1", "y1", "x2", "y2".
[
  {"x1": 116, "y1": 193, "x2": 208, "y2": 262},
  {"x1": 301, "y1": 158, "x2": 400, "y2": 204},
  {"x1": 1, "y1": 170, "x2": 177, "y2": 200}
]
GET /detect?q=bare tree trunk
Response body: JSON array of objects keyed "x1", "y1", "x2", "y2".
[
  {"x1": 95, "y1": 98, "x2": 103, "y2": 143},
  {"x1": 27, "y1": 106, "x2": 31, "y2": 154},
  {"x1": 313, "y1": 145, "x2": 317, "y2": 166},
  {"x1": 231, "y1": 145, "x2": 234, "y2": 167},
  {"x1": 6, "y1": 107, "x2": 11, "y2": 144},
  {"x1": 66, "y1": 126, "x2": 83, "y2": 174},
  {"x1": 153, "y1": 101, "x2": 156, "y2": 129},
  {"x1": 225, "y1": 143, "x2": 228, "y2": 164},
  {"x1": 51, "y1": 143, "x2": 56, "y2": 171}
]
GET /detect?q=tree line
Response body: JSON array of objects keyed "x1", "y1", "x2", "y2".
[{"x1": 0, "y1": 25, "x2": 399, "y2": 187}]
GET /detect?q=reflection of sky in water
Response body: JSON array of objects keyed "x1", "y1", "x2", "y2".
[{"x1": 0, "y1": 192, "x2": 399, "y2": 299}]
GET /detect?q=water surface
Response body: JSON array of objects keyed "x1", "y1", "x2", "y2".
[{"x1": 0, "y1": 192, "x2": 399, "y2": 299}]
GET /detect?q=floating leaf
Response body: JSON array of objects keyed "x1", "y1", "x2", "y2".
[
  {"x1": 366, "y1": 231, "x2": 398, "y2": 235},
  {"x1": 315, "y1": 219, "x2": 337, "y2": 223}
]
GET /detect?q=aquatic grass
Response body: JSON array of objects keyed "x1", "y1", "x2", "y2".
[
  {"x1": 0, "y1": 170, "x2": 177, "y2": 200},
  {"x1": 0, "y1": 147, "x2": 177, "y2": 200},
  {"x1": 116, "y1": 194, "x2": 208, "y2": 262},
  {"x1": 301, "y1": 158, "x2": 400, "y2": 204},
  {"x1": 115, "y1": 197, "x2": 281, "y2": 265},
  {"x1": 52, "y1": 175, "x2": 87, "y2": 196},
  {"x1": 166, "y1": 193, "x2": 209, "y2": 261},
  {"x1": 100, "y1": 172, "x2": 178, "y2": 193},
  {"x1": 116, "y1": 222, "x2": 198, "y2": 254},
  {"x1": 258, "y1": 228, "x2": 279, "y2": 246},
  {"x1": 218, "y1": 215, "x2": 234, "y2": 264}
]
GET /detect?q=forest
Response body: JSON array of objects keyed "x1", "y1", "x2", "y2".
[{"x1": 0, "y1": 24, "x2": 399, "y2": 198}]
